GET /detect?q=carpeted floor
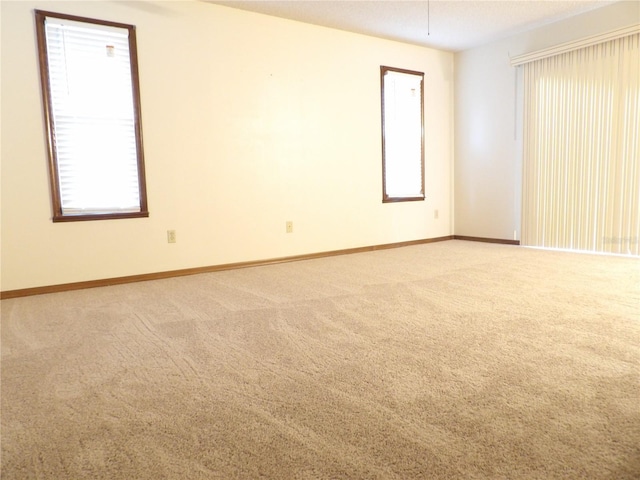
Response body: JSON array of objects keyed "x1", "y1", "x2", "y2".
[{"x1": 1, "y1": 240, "x2": 639, "y2": 479}]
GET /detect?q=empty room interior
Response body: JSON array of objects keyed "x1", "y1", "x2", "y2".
[{"x1": 1, "y1": 0, "x2": 639, "y2": 478}]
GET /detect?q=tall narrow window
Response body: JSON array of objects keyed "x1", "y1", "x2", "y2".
[
  {"x1": 381, "y1": 66, "x2": 425, "y2": 202},
  {"x1": 35, "y1": 10, "x2": 148, "y2": 222}
]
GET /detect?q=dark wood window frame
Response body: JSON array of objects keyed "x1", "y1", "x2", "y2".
[
  {"x1": 380, "y1": 65, "x2": 425, "y2": 203},
  {"x1": 35, "y1": 10, "x2": 149, "y2": 222}
]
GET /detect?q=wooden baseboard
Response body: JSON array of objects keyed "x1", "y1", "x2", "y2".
[
  {"x1": 1, "y1": 235, "x2": 454, "y2": 299},
  {"x1": 453, "y1": 235, "x2": 520, "y2": 245}
]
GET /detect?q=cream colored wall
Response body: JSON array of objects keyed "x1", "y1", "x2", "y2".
[
  {"x1": 0, "y1": 0, "x2": 453, "y2": 291},
  {"x1": 454, "y1": 1, "x2": 639, "y2": 241}
]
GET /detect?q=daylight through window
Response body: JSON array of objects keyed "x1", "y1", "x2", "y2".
[
  {"x1": 381, "y1": 66, "x2": 425, "y2": 202},
  {"x1": 35, "y1": 10, "x2": 148, "y2": 221}
]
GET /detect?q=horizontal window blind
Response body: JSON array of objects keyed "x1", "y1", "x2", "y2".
[
  {"x1": 44, "y1": 17, "x2": 142, "y2": 215},
  {"x1": 522, "y1": 34, "x2": 639, "y2": 255}
]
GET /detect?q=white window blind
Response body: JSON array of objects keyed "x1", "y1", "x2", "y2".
[
  {"x1": 381, "y1": 67, "x2": 425, "y2": 201},
  {"x1": 43, "y1": 16, "x2": 143, "y2": 216},
  {"x1": 522, "y1": 34, "x2": 640, "y2": 255}
]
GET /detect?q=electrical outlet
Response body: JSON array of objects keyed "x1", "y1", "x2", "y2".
[
  {"x1": 286, "y1": 221, "x2": 293, "y2": 233},
  {"x1": 167, "y1": 230, "x2": 176, "y2": 243},
  {"x1": 434, "y1": 209, "x2": 439, "y2": 219}
]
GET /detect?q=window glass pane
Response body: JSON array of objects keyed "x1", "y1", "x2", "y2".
[
  {"x1": 36, "y1": 11, "x2": 148, "y2": 221},
  {"x1": 381, "y1": 66, "x2": 425, "y2": 202}
]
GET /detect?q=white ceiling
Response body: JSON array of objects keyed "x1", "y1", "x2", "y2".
[{"x1": 204, "y1": 0, "x2": 619, "y2": 52}]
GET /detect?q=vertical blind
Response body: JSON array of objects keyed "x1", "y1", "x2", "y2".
[
  {"x1": 522, "y1": 33, "x2": 640, "y2": 255},
  {"x1": 44, "y1": 17, "x2": 142, "y2": 215}
]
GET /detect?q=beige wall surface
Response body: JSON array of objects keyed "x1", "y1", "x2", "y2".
[
  {"x1": 454, "y1": 1, "x2": 639, "y2": 241},
  {"x1": 1, "y1": 0, "x2": 454, "y2": 291}
]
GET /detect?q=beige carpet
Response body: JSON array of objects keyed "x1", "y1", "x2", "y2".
[{"x1": 1, "y1": 240, "x2": 639, "y2": 479}]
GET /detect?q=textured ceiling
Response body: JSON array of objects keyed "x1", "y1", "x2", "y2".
[{"x1": 205, "y1": 0, "x2": 619, "y2": 51}]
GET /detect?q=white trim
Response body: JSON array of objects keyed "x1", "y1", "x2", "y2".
[{"x1": 510, "y1": 24, "x2": 640, "y2": 66}]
